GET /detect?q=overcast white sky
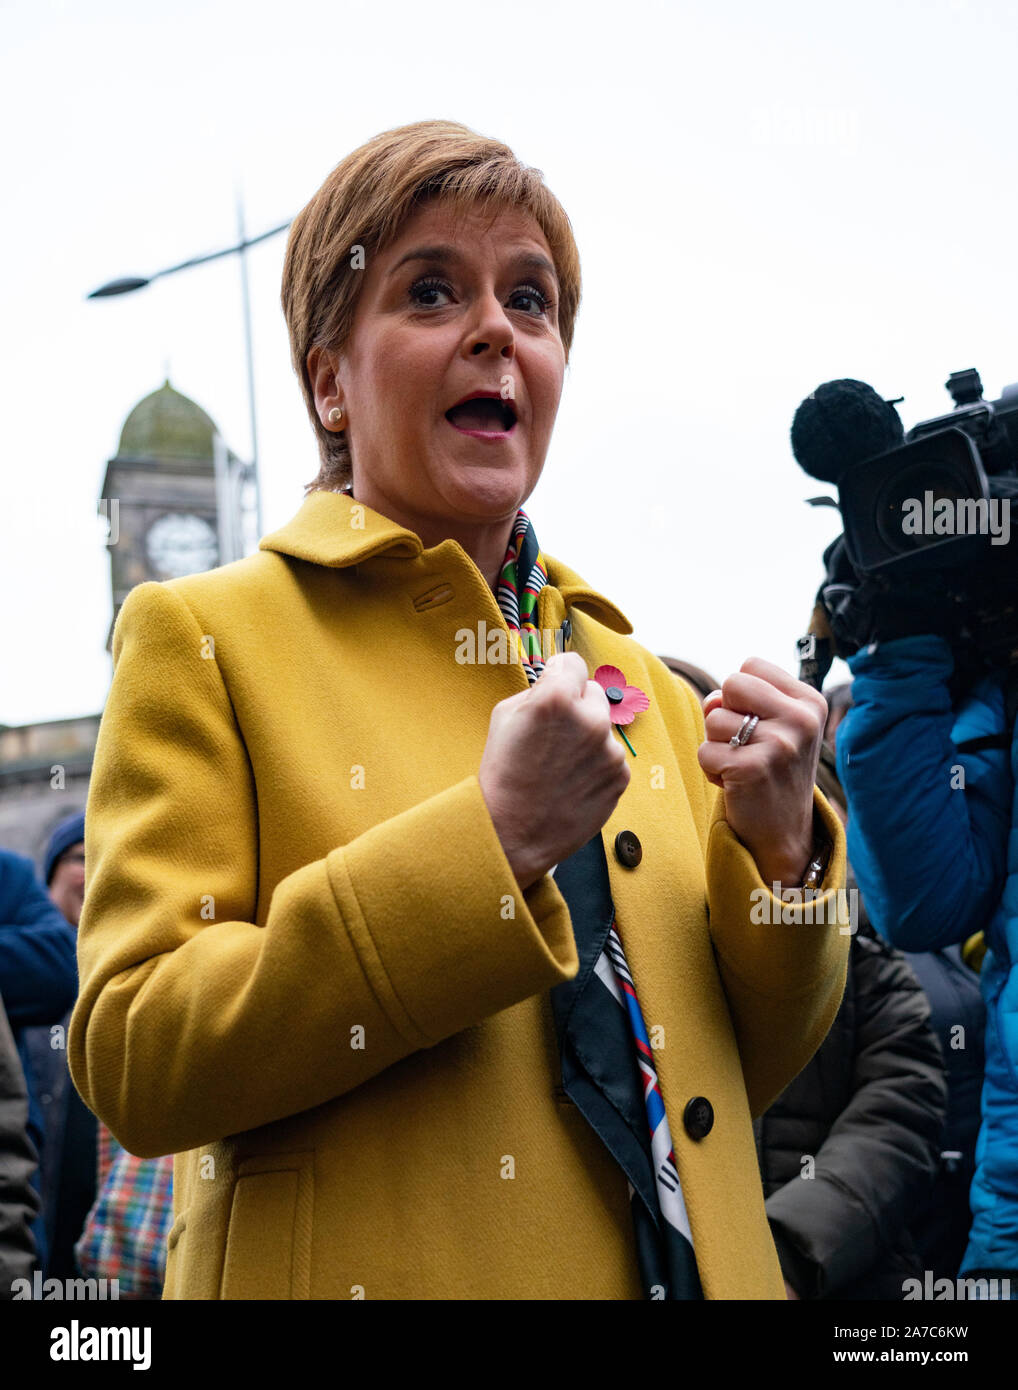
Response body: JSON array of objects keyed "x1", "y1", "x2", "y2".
[{"x1": 3, "y1": 0, "x2": 1017, "y2": 726}]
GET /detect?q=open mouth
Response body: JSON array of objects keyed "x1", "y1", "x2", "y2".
[{"x1": 445, "y1": 397, "x2": 517, "y2": 436}]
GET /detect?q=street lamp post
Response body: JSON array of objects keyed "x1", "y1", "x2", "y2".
[
  {"x1": 235, "y1": 197, "x2": 263, "y2": 537},
  {"x1": 86, "y1": 206, "x2": 291, "y2": 541}
]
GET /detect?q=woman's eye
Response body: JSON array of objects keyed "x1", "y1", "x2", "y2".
[
  {"x1": 409, "y1": 277, "x2": 453, "y2": 308},
  {"x1": 510, "y1": 284, "x2": 552, "y2": 316},
  {"x1": 408, "y1": 276, "x2": 553, "y2": 316}
]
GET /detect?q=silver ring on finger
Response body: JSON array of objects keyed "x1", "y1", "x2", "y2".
[{"x1": 729, "y1": 713, "x2": 760, "y2": 748}]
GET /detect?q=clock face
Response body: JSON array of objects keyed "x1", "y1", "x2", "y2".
[{"x1": 145, "y1": 513, "x2": 219, "y2": 578}]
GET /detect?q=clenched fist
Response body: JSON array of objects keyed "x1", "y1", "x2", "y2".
[
  {"x1": 698, "y1": 656, "x2": 828, "y2": 888},
  {"x1": 479, "y1": 652, "x2": 631, "y2": 891}
]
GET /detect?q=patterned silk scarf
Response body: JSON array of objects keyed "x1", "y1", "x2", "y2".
[
  {"x1": 497, "y1": 511, "x2": 550, "y2": 674},
  {"x1": 497, "y1": 510, "x2": 703, "y2": 1300}
]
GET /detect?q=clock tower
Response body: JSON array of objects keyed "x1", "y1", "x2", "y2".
[{"x1": 99, "y1": 380, "x2": 256, "y2": 651}]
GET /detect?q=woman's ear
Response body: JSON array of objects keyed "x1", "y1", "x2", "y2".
[{"x1": 307, "y1": 345, "x2": 344, "y2": 426}]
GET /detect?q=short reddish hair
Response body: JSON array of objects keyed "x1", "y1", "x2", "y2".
[{"x1": 281, "y1": 119, "x2": 582, "y2": 493}]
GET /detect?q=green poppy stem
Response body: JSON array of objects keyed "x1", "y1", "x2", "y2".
[{"x1": 617, "y1": 726, "x2": 636, "y2": 757}]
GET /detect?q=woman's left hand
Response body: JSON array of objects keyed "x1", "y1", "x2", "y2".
[{"x1": 697, "y1": 657, "x2": 828, "y2": 889}]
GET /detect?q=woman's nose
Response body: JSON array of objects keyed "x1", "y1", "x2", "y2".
[{"x1": 466, "y1": 293, "x2": 515, "y2": 357}]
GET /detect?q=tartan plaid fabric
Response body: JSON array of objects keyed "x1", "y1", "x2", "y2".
[{"x1": 74, "y1": 1123, "x2": 174, "y2": 1298}]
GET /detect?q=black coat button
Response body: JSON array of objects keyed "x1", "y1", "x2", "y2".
[
  {"x1": 614, "y1": 830, "x2": 642, "y2": 868},
  {"x1": 683, "y1": 1096, "x2": 714, "y2": 1140}
]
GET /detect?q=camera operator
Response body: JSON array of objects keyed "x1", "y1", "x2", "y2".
[
  {"x1": 836, "y1": 636, "x2": 1016, "y2": 1295},
  {"x1": 794, "y1": 372, "x2": 1018, "y2": 1297}
]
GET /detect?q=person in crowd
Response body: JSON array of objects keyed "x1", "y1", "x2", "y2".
[
  {"x1": 837, "y1": 638, "x2": 1018, "y2": 1294},
  {"x1": 670, "y1": 662, "x2": 947, "y2": 1300},
  {"x1": 21, "y1": 812, "x2": 173, "y2": 1295},
  {"x1": 0, "y1": 844, "x2": 77, "y2": 1273},
  {"x1": 70, "y1": 119, "x2": 850, "y2": 1301},
  {"x1": 755, "y1": 924, "x2": 946, "y2": 1299},
  {"x1": 0, "y1": 988, "x2": 40, "y2": 1296},
  {"x1": 901, "y1": 939, "x2": 986, "y2": 1282},
  {"x1": 824, "y1": 682, "x2": 986, "y2": 1284},
  {"x1": 45, "y1": 812, "x2": 87, "y2": 930},
  {"x1": 20, "y1": 812, "x2": 97, "y2": 1278},
  {"x1": 3, "y1": 816, "x2": 169, "y2": 1296}
]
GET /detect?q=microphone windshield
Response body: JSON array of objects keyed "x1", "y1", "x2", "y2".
[{"x1": 791, "y1": 379, "x2": 905, "y2": 486}]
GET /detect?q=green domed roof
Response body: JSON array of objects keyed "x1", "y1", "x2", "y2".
[{"x1": 117, "y1": 380, "x2": 219, "y2": 461}]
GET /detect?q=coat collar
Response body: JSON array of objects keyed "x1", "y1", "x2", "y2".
[{"x1": 259, "y1": 489, "x2": 633, "y2": 635}]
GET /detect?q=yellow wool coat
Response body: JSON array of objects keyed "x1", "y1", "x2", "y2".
[{"x1": 69, "y1": 488, "x2": 850, "y2": 1300}]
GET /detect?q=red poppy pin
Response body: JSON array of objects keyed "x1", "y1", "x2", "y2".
[{"x1": 594, "y1": 665, "x2": 650, "y2": 756}]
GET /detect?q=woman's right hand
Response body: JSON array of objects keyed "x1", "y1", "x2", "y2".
[{"x1": 478, "y1": 652, "x2": 632, "y2": 891}]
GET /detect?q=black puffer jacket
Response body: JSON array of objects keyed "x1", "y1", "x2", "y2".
[{"x1": 754, "y1": 926, "x2": 947, "y2": 1300}]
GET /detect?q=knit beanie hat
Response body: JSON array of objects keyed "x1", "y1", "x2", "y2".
[{"x1": 43, "y1": 810, "x2": 86, "y2": 886}]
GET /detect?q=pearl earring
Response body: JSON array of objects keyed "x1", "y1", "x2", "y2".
[{"x1": 328, "y1": 407, "x2": 344, "y2": 426}]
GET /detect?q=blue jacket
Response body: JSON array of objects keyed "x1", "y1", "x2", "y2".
[
  {"x1": 0, "y1": 848, "x2": 79, "y2": 1269},
  {"x1": 837, "y1": 634, "x2": 1018, "y2": 1274}
]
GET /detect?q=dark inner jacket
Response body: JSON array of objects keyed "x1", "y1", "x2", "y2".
[
  {"x1": 753, "y1": 924, "x2": 947, "y2": 1300},
  {"x1": 0, "y1": 989, "x2": 40, "y2": 1295}
]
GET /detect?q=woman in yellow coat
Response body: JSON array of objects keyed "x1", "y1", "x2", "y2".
[{"x1": 69, "y1": 119, "x2": 850, "y2": 1300}]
